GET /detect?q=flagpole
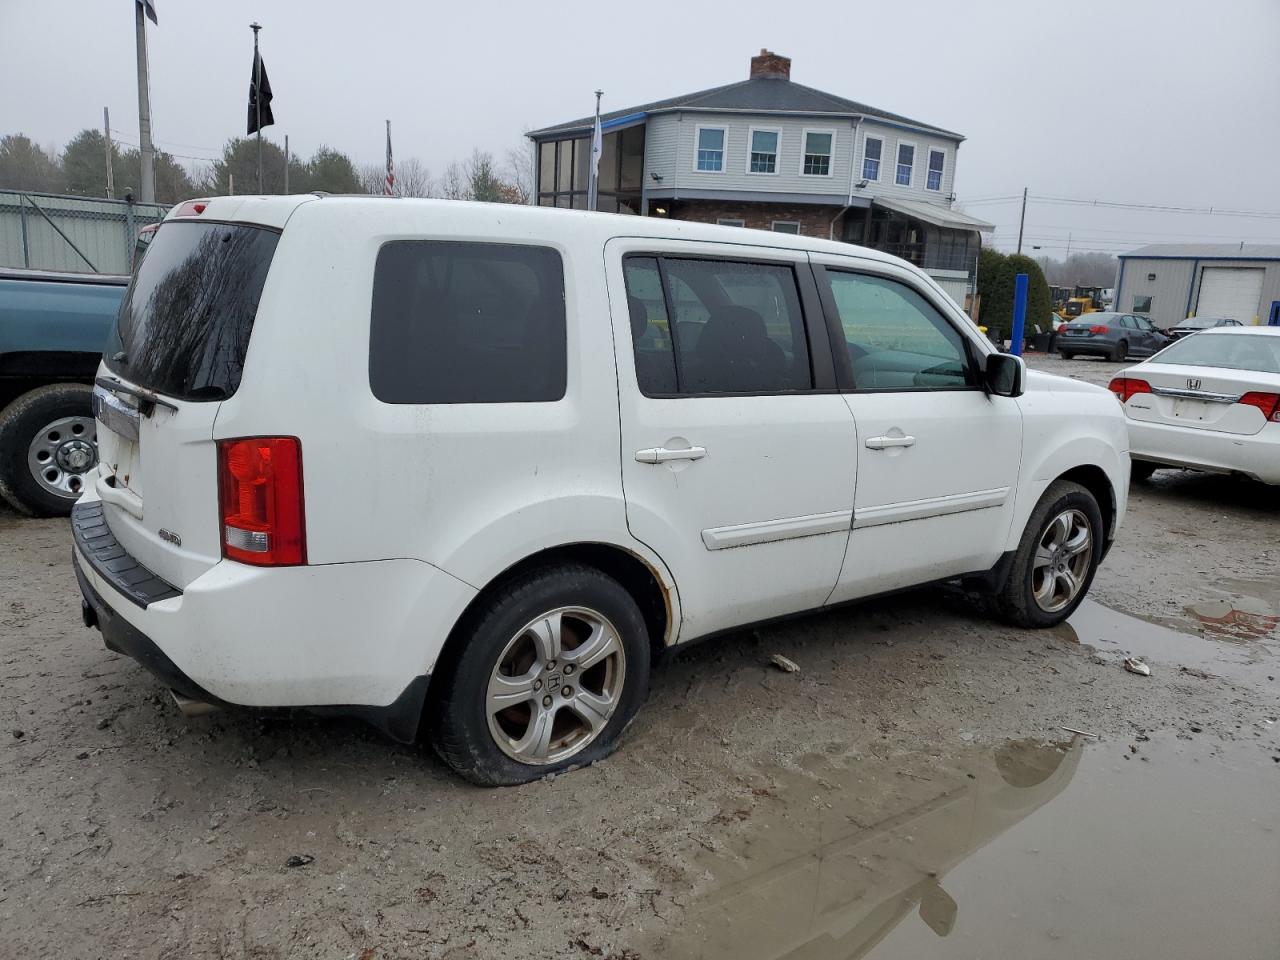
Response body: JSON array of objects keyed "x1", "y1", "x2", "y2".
[
  {"x1": 134, "y1": 2, "x2": 155, "y2": 203},
  {"x1": 587, "y1": 89, "x2": 602, "y2": 211},
  {"x1": 251, "y1": 22, "x2": 263, "y2": 193}
]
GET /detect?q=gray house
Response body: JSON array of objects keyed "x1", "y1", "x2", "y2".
[
  {"x1": 1116, "y1": 244, "x2": 1280, "y2": 328},
  {"x1": 527, "y1": 50, "x2": 993, "y2": 304}
]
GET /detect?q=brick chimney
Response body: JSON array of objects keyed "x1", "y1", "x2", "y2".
[{"x1": 749, "y1": 49, "x2": 791, "y2": 81}]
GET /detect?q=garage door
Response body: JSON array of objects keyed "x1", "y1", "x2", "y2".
[{"x1": 1196, "y1": 267, "x2": 1264, "y2": 323}]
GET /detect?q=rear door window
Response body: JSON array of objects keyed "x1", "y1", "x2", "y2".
[
  {"x1": 105, "y1": 221, "x2": 279, "y2": 400},
  {"x1": 369, "y1": 241, "x2": 566, "y2": 404},
  {"x1": 621, "y1": 256, "x2": 812, "y2": 395}
]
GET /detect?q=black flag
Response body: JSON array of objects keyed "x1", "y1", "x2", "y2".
[{"x1": 247, "y1": 50, "x2": 274, "y2": 135}]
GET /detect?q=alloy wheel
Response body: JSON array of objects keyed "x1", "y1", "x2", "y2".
[
  {"x1": 486, "y1": 606, "x2": 627, "y2": 765},
  {"x1": 1031, "y1": 509, "x2": 1093, "y2": 613}
]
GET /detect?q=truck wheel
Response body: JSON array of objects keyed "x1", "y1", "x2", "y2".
[
  {"x1": 430, "y1": 563, "x2": 650, "y2": 786},
  {"x1": 0, "y1": 384, "x2": 97, "y2": 517},
  {"x1": 994, "y1": 480, "x2": 1104, "y2": 628}
]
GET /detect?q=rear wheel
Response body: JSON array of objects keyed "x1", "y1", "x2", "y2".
[
  {"x1": 995, "y1": 480, "x2": 1104, "y2": 628},
  {"x1": 1130, "y1": 460, "x2": 1158, "y2": 482},
  {"x1": 1111, "y1": 340, "x2": 1128, "y2": 361},
  {"x1": 0, "y1": 384, "x2": 97, "y2": 517},
  {"x1": 1059, "y1": 352, "x2": 1075, "y2": 360},
  {"x1": 430, "y1": 564, "x2": 650, "y2": 786}
]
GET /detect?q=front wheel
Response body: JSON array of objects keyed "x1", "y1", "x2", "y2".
[
  {"x1": 994, "y1": 480, "x2": 1104, "y2": 628},
  {"x1": 0, "y1": 383, "x2": 98, "y2": 517},
  {"x1": 1059, "y1": 351, "x2": 1075, "y2": 361},
  {"x1": 430, "y1": 564, "x2": 651, "y2": 786}
]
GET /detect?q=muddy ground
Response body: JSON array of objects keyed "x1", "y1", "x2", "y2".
[{"x1": 2, "y1": 354, "x2": 1277, "y2": 959}]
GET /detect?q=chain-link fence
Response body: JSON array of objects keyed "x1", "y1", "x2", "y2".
[{"x1": 0, "y1": 190, "x2": 170, "y2": 276}]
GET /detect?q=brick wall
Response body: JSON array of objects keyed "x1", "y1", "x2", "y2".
[{"x1": 669, "y1": 200, "x2": 848, "y2": 240}]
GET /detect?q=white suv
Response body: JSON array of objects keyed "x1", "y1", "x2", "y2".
[{"x1": 74, "y1": 196, "x2": 1128, "y2": 785}]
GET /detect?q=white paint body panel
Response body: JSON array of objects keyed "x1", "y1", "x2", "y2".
[{"x1": 76, "y1": 197, "x2": 1129, "y2": 710}]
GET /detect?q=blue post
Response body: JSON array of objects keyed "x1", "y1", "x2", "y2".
[{"x1": 1010, "y1": 272, "x2": 1029, "y2": 356}]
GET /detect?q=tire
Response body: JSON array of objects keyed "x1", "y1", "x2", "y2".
[
  {"x1": 1059, "y1": 352, "x2": 1075, "y2": 361},
  {"x1": 1130, "y1": 460, "x2": 1158, "y2": 482},
  {"x1": 0, "y1": 383, "x2": 97, "y2": 517},
  {"x1": 430, "y1": 563, "x2": 651, "y2": 786},
  {"x1": 994, "y1": 480, "x2": 1105, "y2": 628},
  {"x1": 1111, "y1": 340, "x2": 1128, "y2": 362}
]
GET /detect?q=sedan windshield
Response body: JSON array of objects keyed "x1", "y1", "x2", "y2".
[
  {"x1": 1150, "y1": 333, "x2": 1280, "y2": 374},
  {"x1": 1177, "y1": 317, "x2": 1220, "y2": 330}
]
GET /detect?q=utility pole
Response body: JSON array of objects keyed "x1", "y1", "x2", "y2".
[
  {"x1": 251, "y1": 22, "x2": 263, "y2": 194},
  {"x1": 1015, "y1": 186, "x2": 1027, "y2": 255},
  {"x1": 1065, "y1": 232, "x2": 1073, "y2": 261},
  {"x1": 134, "y1": 2, "x2": 156, "y2": 203},
  {"x1": 284, "y1": 134, "x2": 289, "y2": 193},
  {"x1": 103, "y1": 107, "x2": 115, "y2": 200}
]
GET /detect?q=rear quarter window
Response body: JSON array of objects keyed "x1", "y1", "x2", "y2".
[{"x1": 369, "y1": 241, "x2": 566, "y2": 404}]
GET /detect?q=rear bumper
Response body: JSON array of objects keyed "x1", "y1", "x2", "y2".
[
  {"x1": 1056, "y1": 336, "x2": 1117, "y2": 356},
  {"x1": 1128, "y1": 418, "x2": 1280, "y2": 484},
  {"x1": 71, "y1": 496, "x2": 479, "y2": 741}
]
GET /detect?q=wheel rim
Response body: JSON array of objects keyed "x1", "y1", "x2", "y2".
[
  {"x1": 1031, "y1": 509, "x2": 1093, "y2": 613},
  {"x1": 486, "y1": 606, "x2": 626, "y2": 766},
  {"x1": 26, "y1": 415, "x2": 97, "y2": 500}
]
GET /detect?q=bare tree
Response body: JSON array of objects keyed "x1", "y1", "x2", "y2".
[
  {"x1": 396, "y1": 157, "x2": 433, "y2": 198},
  {"x1": 438, "y1": 160, "x2": 468, "y2": 200},
  {"x1": 358, "y1": 162, "x2": 385, "y2": 195},
  {"x1": 504, "y1": 134, "x2": 535, "y2": 205}
]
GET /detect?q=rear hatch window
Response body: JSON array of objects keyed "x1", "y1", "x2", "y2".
[{"x1": 105, "y1": 220, "x2": 279, "y2": 400}]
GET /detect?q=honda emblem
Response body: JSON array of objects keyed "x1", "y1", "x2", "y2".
[{"x1": 1187, "y1": 378, "x2": 1201, "y2": 390}]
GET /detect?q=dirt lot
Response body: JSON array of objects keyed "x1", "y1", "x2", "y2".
[{"x1": 2, "y1": 353, "x2": 1277, "y2": 959}]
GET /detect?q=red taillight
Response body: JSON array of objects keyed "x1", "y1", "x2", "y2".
[
  {"x1": 174, "y1": 199, "x2": 209, "y2": 217},
  {"x1": 1108, "y1": 377, "x2": 1152, "y2": 403},
  {"x1": 217, "y1": 437, "x2": 306, "y2": 566},
  {"x1": 1238, "y1": 392, "x2": 1280, "y2": 422},
  {"x1": 1089, "y1": 325, "x2": 1109, "y2": 334}
]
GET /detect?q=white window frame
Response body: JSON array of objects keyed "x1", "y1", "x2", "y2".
[
  {"x1": 716, "y1": 217, "x2": 746, "y2": 227},
  {"x1": 693, "y1": 124, "x2": 727, "y2": 174},
  {"x1": 895, "y1": 140, "x2": 916, "y2": 187},
  {"x1": 746, "y1": 126, "x2": 782, "y2": 176},
  {"x1": 862, "y1": 135, "x2": 883, "y2": 182},
  {"x1": 771, "y1": 220, "x2": 801, "y2": 234},
  {"x1": 799, "y1": 127, "x2": 837, "y2": 178},
  {"x1": 926, "y1": 148, "x2": 945, "y2": 191}
]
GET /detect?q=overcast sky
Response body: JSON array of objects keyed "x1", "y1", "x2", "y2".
[{"x1": 3, "y1": 0, "x2": 1278, "y2": 255}]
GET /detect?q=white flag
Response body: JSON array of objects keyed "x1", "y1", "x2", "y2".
[{"x1": 590, "y1": 113, "x2": 602, "y2": 182}]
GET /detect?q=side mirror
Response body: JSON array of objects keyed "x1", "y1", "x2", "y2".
[{"x1": 986, "y1": 352, "x2": 1025, "y2": 398}]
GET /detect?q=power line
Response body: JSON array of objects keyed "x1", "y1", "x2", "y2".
[{"x1": 964, "y1": 191, "x2": 1280, "y2": 220}]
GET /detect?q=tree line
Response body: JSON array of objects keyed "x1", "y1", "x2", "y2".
[{"x1": 0, "y1": 130, "x2": 532, "y2": 205}]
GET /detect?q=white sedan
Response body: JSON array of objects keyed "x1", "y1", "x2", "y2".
[{"x1": 1109, "y1": 327, "x2": 1280, "y2": 483}]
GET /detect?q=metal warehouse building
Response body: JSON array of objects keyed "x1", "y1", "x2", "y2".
[{"x1": 1115, "y1": 244, "x2": 1280, "y2": 329}]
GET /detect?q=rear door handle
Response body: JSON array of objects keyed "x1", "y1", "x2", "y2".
[
  {"x1": 865, "y1": 435, "x2": 916, "y2": 450},
  {"x1": 635, "y1": 446, "x2": 707, "y2": 464}
]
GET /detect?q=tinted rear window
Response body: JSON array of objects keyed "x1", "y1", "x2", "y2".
[
  {"x1": 105, "y1": 221, "x2": 279, "y2": 400},
  {"x1": 369, "y1": 241, "x2": 566, "y2": 404},
  {"x1": 1152, "y1": 333, "x2": 1280, "y2": 375}
]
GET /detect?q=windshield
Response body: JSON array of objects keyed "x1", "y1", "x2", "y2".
[
  {"x1": 1151, "y1": 333, "x2": 1280, "y2": 374},
  {"x1": 105, "y1": 220, "x2": 279, "y2": 400},
  {"x1": 1178, "y1": 317, "x2": 1219, "y2": 329}
]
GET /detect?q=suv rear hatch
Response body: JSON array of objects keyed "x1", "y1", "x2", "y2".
[{"x1": 92, "y1": 214, "x2": 282, "y2": 589}]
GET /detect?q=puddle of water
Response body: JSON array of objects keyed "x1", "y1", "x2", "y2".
[
  {"x1": 631, "y1": 736, "x2": 1280, "y2": 959},
  {"x1": 1059, "y1": 600, "x2": 1275, "y2": 684}
]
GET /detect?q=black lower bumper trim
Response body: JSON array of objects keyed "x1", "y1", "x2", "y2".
[{"x1": 71, "y1": 501, "x2": 180, "y2": 608}]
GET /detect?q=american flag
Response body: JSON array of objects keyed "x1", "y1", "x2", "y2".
[{"x1": 384, "y1": 120, "x2": 395, "y2": 197}]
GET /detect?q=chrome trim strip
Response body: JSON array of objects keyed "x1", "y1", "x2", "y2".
[
  {"x1": 91, "y1": 385, "x2": 141, "y2": 442},
  {"x1": 702, "y1": 510, "x2": 853, "y2": 551},
  {"x1": 1150, "y1": 386, "x2": 1240, "y2": 404},
  {"x1": 852, "y1": 486, "x2": 1010, "y2": 529}
]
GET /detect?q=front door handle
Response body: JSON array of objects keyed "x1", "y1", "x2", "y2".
[
  {"x1": 635, "y1": 445, "x2": 707, "y2": 464},
  {"x1": 865, "y1": 435, "x2": 916, "y2": 450}
]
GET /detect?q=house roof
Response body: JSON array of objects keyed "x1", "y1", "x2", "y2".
[
  {"x1": 1120, "y1": 243, "x2": 1280, "y2": 260},
  {"x1": 527, "y1": 76, "x2": 963, "y2": 141}
]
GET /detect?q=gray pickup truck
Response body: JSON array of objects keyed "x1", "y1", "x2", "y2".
[{"x1": 0, "y1": 268, "x2": 128, "y2": 515}]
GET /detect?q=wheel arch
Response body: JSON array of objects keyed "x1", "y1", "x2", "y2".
[
  {"x1": 1055, "y1": 463, "x2": 1117, "y2": 541},
  {"x1": 425, "y1": 540, "x2": 678, "y2": 710}
]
